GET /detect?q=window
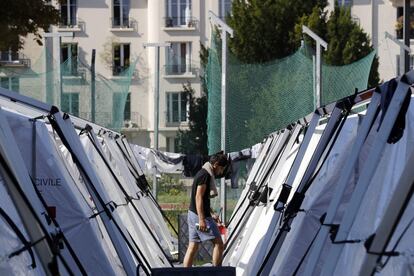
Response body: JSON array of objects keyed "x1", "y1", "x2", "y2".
[
  {"x1": 60, "y1": 0, "x2": 77, "y2": 26},
  {"x1": 396, "y1": 7, "x2": 414, "y2": 39},
  {"x1": 0, "y1": 50, "x2": 18, "y2": 62},
  {"x1": 61, "y1": 93, "x2": 79, "y2": 116},
  {"x1": 166, "y1": 42, "x2": 192, "y2": 75},
  {"x1": 166, "y1": 92, "x2": 188, "y2": 123},
  {"x1": 165, "y1": 0, "x2": 192, "y2": 27},
  {"x1": 166, "y1": 137, "x2": 180, "y2": 153},
  {"x1": 0, "y1": 50, "x2": 29, "y2": 67},
  {"x1": 113, "y1": 44, "x2": 130, "y2": 75},
  {"x1": 219, "y1": 0, "x2": 232, "y2": 19},
  {"x1": 113, "y1": 0, "x2": 130, "y2": 27},
  {"x1": 0, "y1": 77, "x2": 19, "y2": 92},
  {"x1": 61, "y1": 43, "x2": 78, "y2": 76}
]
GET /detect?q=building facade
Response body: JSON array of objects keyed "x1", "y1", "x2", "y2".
[
  {"x1": 3, "y1": 0, "x2": 407, "y2": 153},
  {"x1": 0, "y1": 0, "x2": 232, "y2": 153}
]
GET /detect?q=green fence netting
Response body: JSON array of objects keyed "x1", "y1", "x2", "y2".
[
  {"x1": 206, "y1": 33, "x2": 375, "y2": 154},
  {"x1": 0, "y1": 50, "x2": 135, "y2": 131}
]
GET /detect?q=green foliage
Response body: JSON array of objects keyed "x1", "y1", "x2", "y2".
[
  {"x1": 176, "y1": 83, "x2": 208, "y2": 155},
  {"x1": 228, "y1": 0, "x2": 327, "y2": 63},
  {"x1": 293, "y1": 6, "x2": 380, "y2": 87},
  {"x1": 228, "y1": 1, "x2": 379, "y2": 87},
  {"x1": 0, "y1": 0, "x2": 61, "y2": 51},
  {"x1": 176, "y1": 44, "x2": 210, "y2": 155},
  {"x1": 206, "y1": 3, "x2": 375, "y2": 153}
]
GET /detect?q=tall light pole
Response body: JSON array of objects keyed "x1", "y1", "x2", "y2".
[
  {"x1": 385, "y1": 31, "x2": 412, "y2": 75},
  {"x1": 143, "y1": 42, "x2": 171, "y2": 200},
  {"x1": 302, "y1": 26, "x2": 328, "y2": 109},
  {"x1": 44, "y1": 32, "x2": 73, "y2": 107},
  {"x1": 208, "y1": 11, "x2": 234, "y2": 223}
]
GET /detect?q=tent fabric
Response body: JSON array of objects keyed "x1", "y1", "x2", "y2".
[
  {"x1": 0, "y1": 87, "x2": 179, "y2": 275},
  {"x1": 0, "y1": 176, "x2": 46, "y2": 276},
  {"x1": 331, "y1": 98, "x2": 414, "y2": 275},
  {"x1": 225, "y1": 122, "x2": 324, "y2": 275},
  {"x1": 270, "y1": 114, "x2": 361, "y2": 275},
  {"x1": 225, "y1": 130, "x2": 296, "y2": 266},
  {"x1": 1, "y1": 69, "x2": 414, "y2": 275},
  {"x1": 0, "y1": 106, "x2": 80, "y2": 275},
  {"x1": 99, "y1": 133, "x2": 177, "y2": 255},
  {"x1": 5, "y1": 110, "x2": 120, "y2": 275},
  {"x1": 79, "y1": 134, "x2": 170, "y2": 268},
  {"x1": 231, "y1": 133, "x2": 301, "y2": 275},
  {"x1": 376, "y1": 193, "x2": 414, "y2": 275},
  {"x1": 227, "y1": 133, "x2": 281, "y2": 235},
  {"x1": 226, "y1": 137, "x2": 273, "y2": 229},
  {"x1": 52, "y1": 130, "x2": 128, "y2": 275},
  {"x1": 224, "y1": 129, "x2": 293, "y2": 265},
  {"x1": 50, "y1": 111, "x2": 144, "y2": 275},
  {"x1": 224, "y1": 133, "x2": 279, "y2": 255},
  {"x1": 222, "y1": 73, "x2": 414, "y2": 276}
]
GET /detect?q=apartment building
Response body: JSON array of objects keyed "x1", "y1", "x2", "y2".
[
  {"x1": 3, "y1": 1, "x2": 405, "y2": 154},
  {"x1": 0, "y1": 0, "x2": 232, "y2": 153}
]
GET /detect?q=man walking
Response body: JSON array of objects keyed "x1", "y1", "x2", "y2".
[{"x1": 183, "y1": 152, "x2": 229, "y2": 267}]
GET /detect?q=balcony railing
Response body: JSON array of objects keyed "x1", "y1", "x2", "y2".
[
  {"x1": 110, "y1": 17, "x2": 137, "y2": 30},
  {"x1": 164, "y1": 16, "x2": 198, "y2": 28},
  {"x1": 0, "y1": 52, "x2": 31, "y2": 67},
  {"x1": 164, "y1": 63, "x2": 197, "y2": 76},
  {"x1": 61, "y1": 64, "x2": 86, "y2": 79},
  {"x1": 123, "y1": 112, "x2": 149, "y2": 129},
  {"x1": 58, "y1": 17, "x2": 85, "y2": 31}
]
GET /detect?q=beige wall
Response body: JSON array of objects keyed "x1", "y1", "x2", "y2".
[
  {"x1": 17, "y1": 1, "x2": 410, "y2": 151},
  {"x1": 17, "y1": 0, "x2": 223, "y2": 152}
]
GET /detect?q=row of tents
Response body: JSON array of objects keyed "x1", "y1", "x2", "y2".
[
  {"x1": 2, "y1": 69, "x2": 414, "y2": 275},
  {"x1": 223, "y1": 70, "x2": 414, "y2": 275},
  {"x1": 0, "y1": 87, "x2": 178, "y2": 275}
]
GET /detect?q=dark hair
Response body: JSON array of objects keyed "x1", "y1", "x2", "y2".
[{"x1": 209, "y1": 151, "x2": 229, "y2": 167}]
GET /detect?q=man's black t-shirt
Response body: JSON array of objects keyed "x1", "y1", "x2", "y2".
[{"x1": 189, "y1": 168, "x2": 211, "y2": 217}]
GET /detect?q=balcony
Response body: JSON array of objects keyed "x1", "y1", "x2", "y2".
[
  {"x1": 61, "y1": 64, "x2": 86, "y2": 79},
  {"x1": 57, "y1": 17, "x2": 85, "y2": 32},
  {"x1": 0, "y1": 52, "x2": 30, "y2": 68},
  {"x1": 164, "y1": 64, "x2": 197, "y2": 78},
  {"x1": 163, "y1": 16, "x2": 198, "y2": 30},
  {"x1": 123, "y1": 112, "x2": 149, "y2": 130},
  {"x1": 110, "y1": 17, "x2": 137, "y2": 32}
]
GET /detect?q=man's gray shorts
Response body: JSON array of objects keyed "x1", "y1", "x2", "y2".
[{"x1": 188, "y1": 210, "x2": 221, "y2": 243}]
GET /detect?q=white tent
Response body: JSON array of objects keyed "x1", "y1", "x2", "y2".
[{"x1": 0, "y1": 86, "x2": 179, "y2": 275}]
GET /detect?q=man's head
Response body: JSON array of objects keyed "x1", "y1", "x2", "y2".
[{"x1": 209, "y1": 151, "x2": 229, "y2": 177}]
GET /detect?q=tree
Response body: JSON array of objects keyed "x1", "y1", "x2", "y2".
[
  {"x1": 176, "y1": 82, "x2": 208, "y2": 155},
  {"x1": 294, "y1": 5, "x2": 380, "y2": 87},
  {"x1": 0, "y1": 0, "x2": 60, "y2": 52},
  {"x1": 227, "y1": 0, "x2": 327, "y2": 63},
  {"x1": 175, "y1": 42, "x2": 210, "y2": 155}
]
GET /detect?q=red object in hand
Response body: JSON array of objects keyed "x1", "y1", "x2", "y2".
[
  {"x1": 218, "y1": 224, "x2": 227, "y2": 235},
  {"x1": 218, "y1": 224, "x2": 228, "y2": 243}
]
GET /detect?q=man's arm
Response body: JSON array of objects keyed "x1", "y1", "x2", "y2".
[{"x1": 196, "y1": 184, "x2": 207, "y2": 231}]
